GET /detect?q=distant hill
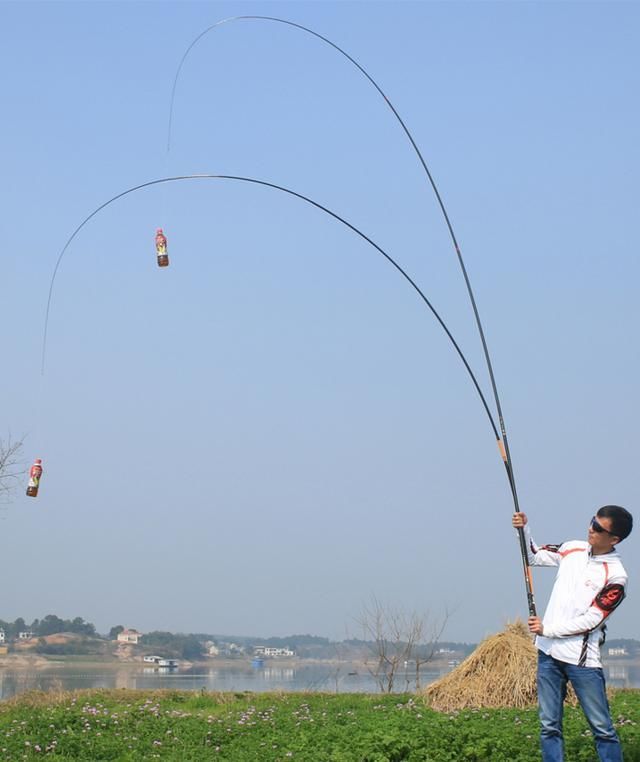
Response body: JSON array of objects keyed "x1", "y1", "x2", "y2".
[{"x1": 14, "y1": 632, "x2": 111, "y2": 657}]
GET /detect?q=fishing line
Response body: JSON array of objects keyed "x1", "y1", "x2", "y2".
[
  {"x1": 166, "y1": 18, "x2": 536, "y2": 616},
  {"x1": 41, "y1": 174, "x2": 498, "y2": 446}
]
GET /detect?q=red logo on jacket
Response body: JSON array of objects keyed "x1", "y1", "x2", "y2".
[{"x1": 594, "y1": 584, "x2": 625, "y2": 613}]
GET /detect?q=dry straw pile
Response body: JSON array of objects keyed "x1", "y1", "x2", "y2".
[{"x1": 424, "y1": 620, "x2": 572, "y2": 711}]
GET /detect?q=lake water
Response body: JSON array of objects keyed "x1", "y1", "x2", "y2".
[
  {"x1": 0, "y1": 663, "x2": 447, "y2": 700},
  {"x1": 0, "y1": 662, "x2": 638, "y2": 701}
]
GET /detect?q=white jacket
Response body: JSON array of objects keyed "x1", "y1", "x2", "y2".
[{"x1": 523, "y1": 524, "x2": 627, "y2": 668}]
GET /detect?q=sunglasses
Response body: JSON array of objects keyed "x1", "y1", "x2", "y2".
[{"x1": 590, "y1": 516, "x2": 616, "y2": 536}]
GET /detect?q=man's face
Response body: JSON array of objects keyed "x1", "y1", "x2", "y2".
[{"x1": 587, "y1": 514, "x2": 619, "y2": 554}]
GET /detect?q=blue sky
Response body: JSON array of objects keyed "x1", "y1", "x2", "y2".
[{"x1": 1, "y1": 0, "x2": 638, "y2": 643}]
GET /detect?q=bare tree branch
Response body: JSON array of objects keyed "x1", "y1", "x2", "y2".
[
  {"x1": 357, "y1": 596, "x2": 449, "y2": 693},
  {"x1": 0, "y1": 435, "x2": 26, "y2": 503}
]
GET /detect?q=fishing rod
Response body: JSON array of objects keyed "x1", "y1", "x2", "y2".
[
  {"x1": 41, "y1": 173, "x2": 498, "y2": 450},
  {"x1": 166, "y1": 18, "x2": 537, "y2": 617}
]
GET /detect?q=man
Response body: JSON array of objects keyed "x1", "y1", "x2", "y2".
[{"x1": 512, "y1": 505, "x2": 633, "y2": 762}]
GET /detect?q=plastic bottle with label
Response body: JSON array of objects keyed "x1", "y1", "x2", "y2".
[
  {"x1": 155, "y1": 228, "x2": 169, "y2": 267},
  {"x1": 26, "y1": 458, "x2": 43, "y2": 497}
]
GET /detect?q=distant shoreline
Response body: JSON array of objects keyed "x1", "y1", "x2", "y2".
[
  {"x1": 0, "y1": 655, "x2": 359, "y2": 669},
  {"x1": 0, "y1": 655, "x2": 428, "y2": 671},
  {"x1": 1, "y1": 653, "x2": 637, "y2": 673}
]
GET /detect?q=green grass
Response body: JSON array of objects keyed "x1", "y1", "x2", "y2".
[{"x1": 0, "y1": 689, "x2": 638, "y2": 760}]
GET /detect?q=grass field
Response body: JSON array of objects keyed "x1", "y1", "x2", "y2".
[{"x1": 0, "y1": 689, "x2": 638, "y2": 760}]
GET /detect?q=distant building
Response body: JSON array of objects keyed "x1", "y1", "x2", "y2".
[
  {"x1": 18, "y1": 631, "x2": 34, "y2": 640},
  {"x1": 208, "y1": 644, "x2": 220, "y2": 657},
  {"x1": 217, "y1": 642, "x2": 244, "y2": 656},
  {"x1": 253, "y1": 646, "x2": 295, "y2": 657},
  {"x1": 0, "y1": 629, "x2": 5, "y2": 643},
  {"x1": 608, "y1": 647, "x2": 627, "y2": 657},
  {"x1": 117, "y1": 628, "x2": 142, "y2": 645}
]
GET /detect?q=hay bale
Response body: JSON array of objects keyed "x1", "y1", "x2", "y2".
[{"x1": 424, "y1": 620, "x2": 575, "y2": 711}]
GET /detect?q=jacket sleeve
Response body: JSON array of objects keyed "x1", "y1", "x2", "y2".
[
  {"x1": 522, "y1": 524, "x2": 564, "y2": 567},
  {"x1": 543, "y1": 575, "x2": 627, "y2": 638}
]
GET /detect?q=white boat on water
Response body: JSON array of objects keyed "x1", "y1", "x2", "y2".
[{"x1": 143, "y1": 656, "x2": 179, "y2": 668}]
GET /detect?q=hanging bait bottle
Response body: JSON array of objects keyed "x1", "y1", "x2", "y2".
[
  {"x1": 26, "y1": 458, "x2": 43, "y2": 498},
  {"x1": 155, "y1": 228, "x2": 169, "y2": 267}
]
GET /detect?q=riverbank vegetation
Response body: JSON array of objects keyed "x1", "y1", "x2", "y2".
[{"x1": 0, "y1": 688, "x2": 638, "y2": 760}]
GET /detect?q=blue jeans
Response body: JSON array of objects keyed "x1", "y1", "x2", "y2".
[{"x1": 537, "y1": 650, "x2": 622, "y2": 762}]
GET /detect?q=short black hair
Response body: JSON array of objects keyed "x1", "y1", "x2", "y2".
[{"x1": 597, "y1": 505, "x2": 633, "y2": 542}]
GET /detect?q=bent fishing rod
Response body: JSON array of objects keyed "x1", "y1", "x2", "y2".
[
  {"x1": 166, "y1": 18, "x2": 536, "y2": 616},
  {"x1": 42, "y1": 173, "x2": 497, "y2": 445}
]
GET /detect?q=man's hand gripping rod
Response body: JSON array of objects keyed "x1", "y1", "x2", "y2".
[{"x1": 498, "y1": 436, "x2": 537, "y2": 617}]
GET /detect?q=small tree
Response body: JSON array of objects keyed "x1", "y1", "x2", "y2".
[
  {"x1": 358, "y1": 596, "x2": 448, "y2": 693},
  {"x1": 70, "y1": 617, "x2": 96, "y2": 636},
  {"x1": 13, "y1": 617, "x2": 26, "y2": 635},
  {"x1": 109, "y1": 625, "x2": 125, "y2": 640},
  {"x1": 38, "y1": 614, "x2": 66, "y2": 636}
]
